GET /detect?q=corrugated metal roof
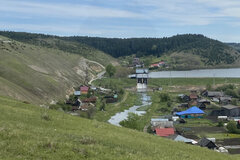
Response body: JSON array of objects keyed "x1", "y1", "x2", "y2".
[{"x1": 136, "y1": 74, "x2": 148, "y2": 78}]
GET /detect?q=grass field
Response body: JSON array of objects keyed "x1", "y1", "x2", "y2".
[{"x1": 1, "y1": 95, "x2": 239, "y2": 160}]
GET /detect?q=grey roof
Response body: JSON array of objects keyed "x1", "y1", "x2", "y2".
[
  {"x1": 222, "y1": 104, "x2": 240, "y2": 110},
  {"x1": 174, "y1": 135, "x2": 193, "y2": 143},
  {"x1": 136, "y1": 68, "x2": 149, "y2": 74},
  {"x1": 198, "y1": 138, "x2": 216, "y2": 147},
  {"x1": 207, "y1": 91, "x2": 224, "y2": 97}
]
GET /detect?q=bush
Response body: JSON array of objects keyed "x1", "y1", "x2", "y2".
[
  {"x1": 226, "y1": 121, "x2": 240, "y2": 134},
  {"x1": 217, "y1": 121, "x2": 224, "y2": 127},
  {"x1": 216, "y1": 84, "x2": 235, "y2": 92},
  {"x1": 225, "y1": 89, "x2": 238, "y2": 98},
  {"x1": 119, "y1": 113, "x2": 141, "y2": 130},
  {"x1": 159, "y1": 93, "x2": 170, "y2": 102}
]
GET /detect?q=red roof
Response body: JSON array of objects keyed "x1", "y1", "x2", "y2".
[
  {"x1": 159, "y1": 61, "x2": 165, "y2": 64},
  {"x1": 190, "y1": 93, "x2": 198, "y2": 99},
  {"x1": 155, "y1": 128, "x2": 175, "y2": 137},
  {"x1": 151, "y1": 63, "x2": 159, "y2": 67},
  {"x1": 80, "y1": 86, "x2": 89, "y2": 92}
]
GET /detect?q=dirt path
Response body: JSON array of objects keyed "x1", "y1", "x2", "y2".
[
  {"x1": 88, "y1": 71, "x2": 106, "y2": 85},
  {"x1": 114, "y1": 92, "x2": 129, "y2": 106},
  {"x1": 143, "y1": 123, "x2": 150, "y2": 133}
]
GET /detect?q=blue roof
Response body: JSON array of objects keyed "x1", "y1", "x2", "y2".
[{"x1": 176, "y1": 106, "x2": 204, "y2": 116}]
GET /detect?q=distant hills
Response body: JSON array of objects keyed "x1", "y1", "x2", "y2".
[{"x1": 1, "y1": 31, "x2": 239, "y2": 69}]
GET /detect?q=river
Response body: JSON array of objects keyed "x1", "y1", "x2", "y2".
[
  {"x1": 149, "y1": 68, "x2": 240, "y2": 78},
  {"x1": 108, "y1": 93, "x2": 151, "y2": 126}
]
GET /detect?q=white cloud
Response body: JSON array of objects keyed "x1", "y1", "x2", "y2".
[{"x1": 0, "y1": 0, "x2": 144, "y2": 19}]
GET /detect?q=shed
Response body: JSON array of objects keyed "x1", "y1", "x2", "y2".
[
  {"x1": 176, "y1": 106, "x2": 205, "y2": 118},
  {"x1": 74, "y1": 91, "x2": 81, "y2": 96},
  {"x1": 198, "y1": 138, "x2": 217, "y2": 149}
]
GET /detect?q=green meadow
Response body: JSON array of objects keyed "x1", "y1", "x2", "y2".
[{"x1": 0, "y1": 96, "x2": 239, "y2": 160}]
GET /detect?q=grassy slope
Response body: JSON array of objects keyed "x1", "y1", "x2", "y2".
[
  {"x1": 0, "y1": 96, "x2": 239, "y2": 160},
  {"x1": 0, "y1": 36, "x2": 104, "y2": 104}
]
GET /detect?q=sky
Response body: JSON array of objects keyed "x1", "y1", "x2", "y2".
[{"x1": 1, "y1": 0, "x2": 240, "y2": 42}]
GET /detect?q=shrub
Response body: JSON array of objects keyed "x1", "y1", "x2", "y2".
[
  {"x1": 159, "y1": 93, "x2": 170, "y2": 102},
  {"x1": 225, "y1": 89, "x2": 238, "y2": 98},
  {"x1": 226, "y1": 121, "x2": 240, "y2": 134}
]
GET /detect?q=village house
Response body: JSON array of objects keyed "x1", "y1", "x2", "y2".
[
  {"x1": 211, "y1": 105, "x2": 240, "y2": 117},
  {"x1": 176, "y1": 106, "x2": 205, "y2": 118},
  {"x1": 155, "y1": 128, "x2": 175, "y2": 137},
  {"x1": 219, "y1": 96, "x2": 232, "y2": 105},
  {"x1": 80, "y1": 86, "x2": 89, "y2": 94},
  {"x1": 221, "y1": 105, "x2": 240, "y2": 117},
  {"x1": 82, "y1": 97, "x2": 97, "y2": 103},
  {"x1": 202, "y1": 91, "x2": 224, "y2": 98}
]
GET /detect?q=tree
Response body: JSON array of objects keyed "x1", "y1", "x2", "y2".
[{"x1": 106, "y1": 64, "x2": 116, "y2": 77}]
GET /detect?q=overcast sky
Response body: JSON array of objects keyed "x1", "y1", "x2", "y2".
[{"x1": 1, "y1": 0, "x2": 240, "y2": 42}]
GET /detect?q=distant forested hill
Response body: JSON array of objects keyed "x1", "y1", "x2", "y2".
[
  {"x1": 62, "y1": 34, "x2": 240, "y2": 65},
  {"x1": 227, "y1": 43, "x2": 240, "y2": 52}
]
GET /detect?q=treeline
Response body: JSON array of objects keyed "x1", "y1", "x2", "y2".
[
  {"x1": 0, "y1": 31, "x2": 239, "y2": 65},
  {"x1": 63, "y1": 34, "x2": 237, "y2": 65}
]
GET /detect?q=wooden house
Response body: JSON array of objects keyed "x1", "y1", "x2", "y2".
[{"x1": 82, "y1": 97, "x2": 97, "y2": 103}]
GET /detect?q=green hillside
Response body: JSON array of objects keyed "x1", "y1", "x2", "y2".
[
  {"x1": 0, "y1": 95, "x2": 239, "y2": 160},
  {"x1": 0, "y1": 31, "x2": 118, "y2": 66},
  {"x1": 0, "y1": 35, "x2": 105, "y2": 104}
]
